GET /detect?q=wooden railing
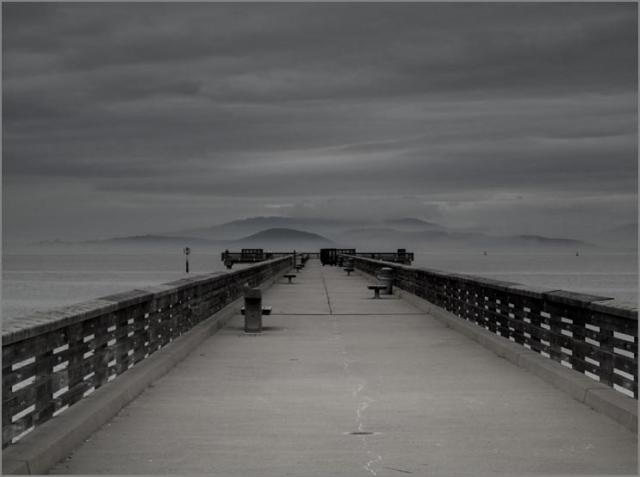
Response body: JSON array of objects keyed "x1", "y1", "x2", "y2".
[
  {"x1": 2, "y1": 256, "x2": 293, "y2": 448},
  {"x1": 346, "y1": 255, "x2": 638, "y2": 399}
]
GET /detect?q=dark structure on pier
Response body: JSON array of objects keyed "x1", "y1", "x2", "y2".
[
  {"x1": 319, "y1": 249, "x2": 414, "y2": 266},
  {"x1": 221, "y1": 249, "x2": 318, "y2": 269},
  {"x1": 320, "y1": 248, "x2": 355, "y2": 266},
  {"x1": 221, "y1": 248, "x2": 414, "y2": 268}
]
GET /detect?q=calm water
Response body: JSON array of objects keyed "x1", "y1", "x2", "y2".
[
  {"x1": 413, "y1": 251, "x2": 638, "y2": 306},
  {"x1": 2, "y1": 251, "x2": 637, "y2": 320},
  {"x1": 2, "y1": 252, "x2": 236, "y2": 320}
]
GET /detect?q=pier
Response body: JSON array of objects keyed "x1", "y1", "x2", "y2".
[{"x1": 2, "y1": 254, "x2": 637, "y2": 475}]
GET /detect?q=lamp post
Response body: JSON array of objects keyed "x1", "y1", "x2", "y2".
[{"x1": 184, "y1": 247, "x2": 191, "y2": 273}]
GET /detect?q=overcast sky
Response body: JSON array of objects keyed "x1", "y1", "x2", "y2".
[{"x1": 2, "y1": 2, "x2": 637, "y2": 243}]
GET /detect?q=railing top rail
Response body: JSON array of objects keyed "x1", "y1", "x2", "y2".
[
  {"x1": 2, "y1": 256, "x2": 292, "y2": 346},
  {"x1": 341, "y1": 254, "x2": 638, "y2": 320}
]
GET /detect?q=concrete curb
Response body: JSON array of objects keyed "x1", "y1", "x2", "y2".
[
  {"x1": 2, "y1": 274, "x2": 284, "y2": 475},
  {"x1": 355, "y1": 268, "x2": 637, "y2": 434}
]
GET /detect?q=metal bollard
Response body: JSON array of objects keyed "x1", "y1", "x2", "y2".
[
  {"x1": 377, "y1": 267, "x2": 394, "y2": 295},
  {"x1": 243, "y1": 284, "x2": 262, "y2": 333}
]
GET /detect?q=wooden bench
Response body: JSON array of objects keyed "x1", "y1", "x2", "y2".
[
  {"x1": 295, "y1": 265, "x2": 303, "y2": 272},
  {"x1": 367, "y1": 285, "x2": 387, "y2": 299},
  {"x1": 344, "y1": 267, "x2": 354, "y2": 276},
  {"x1": 283, "y1": 274, "x2": 296, "y2": 284},
  {"x1": 241, "y1": 305, "x2": 272, "y2": 315}
]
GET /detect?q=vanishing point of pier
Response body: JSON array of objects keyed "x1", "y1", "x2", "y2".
[{"x1": 2, "y1": 252, "x2": 637, "y2": 475}]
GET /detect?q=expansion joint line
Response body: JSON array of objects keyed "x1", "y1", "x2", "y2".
[{"x1": 320, "y1": 268, "x2": 333, "y2": 315}]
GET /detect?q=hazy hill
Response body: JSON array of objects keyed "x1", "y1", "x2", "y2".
[
  {"x1": 31, "y1": 227, "x2": 333, "y2": 253},
  {"x1": 510, "y1": 235, "x2": 586, "y2": 247},
  {"x1": 335, "y1": 227, "x2": 594, "y2": 252},
  {"x1": 171, "y1": 216, "x2": 361, "y2": 241},
  {"x1": 90, "y1": 234, "x2": 217, "y2": 246},
  {"x1": 340, "y1": 228, "x2": 400, "y2": 237},
  {"x1": 593, "y1": 223, "x2": 637, "y2": 250},
  {"x1": 233, "y1": 228, "x2": 333, "y2": 248},
  {"x1": 33, "y1": 234, "x2": 221, "y2": 252},
  {"x1": 383, "y1": 218, "x2": 446, "y2": 231}
]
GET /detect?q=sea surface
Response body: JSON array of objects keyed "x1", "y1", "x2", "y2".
[
  {"x1": 2, "y1": 252, "x2": 236, "y2": 320},
  {"x1": 2, "y1": 250, "x2": 637, "y2": 321},
  {"x1": 413, "y1": 251, "x2": 637, "y2": 306}
]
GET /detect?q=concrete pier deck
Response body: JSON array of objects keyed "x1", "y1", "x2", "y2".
[{"x1": 51, "y1": 260, "x2": 637, "y2": 475}]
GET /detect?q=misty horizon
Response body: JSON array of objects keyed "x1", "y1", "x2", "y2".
[
  {"x1": 31, "y1": 213, "x2": 640, "y2": 241},
  {"x1": 14, "y1": 214, "x2": 636, "y2": 257}
]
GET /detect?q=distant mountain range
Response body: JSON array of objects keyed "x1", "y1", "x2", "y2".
[
  {"x1": 593, "y1": 222, "x2": 637, "y2": 249},
  {"x1": 168, "y1": 216, "x2": 365, "y2": 241},
  {"x1": 87, "y1": 234, "x2": 216, "y2": 246},
  {"x1": 32, "y1": 215, "x2": 633, "y2": 252},
  {"x1": 34, "y1": 227, "x2": 333, "y2": 251},
  {"x1": 334, "y1": 228, "x2": 592, "y2": 251},
  {"x1": 383, "y1": 218, "x2": 446, "y2": 231},
  {"x1": 512, "y1": 234, "x2": 586, "y2": 246},
  {"x1": 239, "y1": 228, "x2": 332, "y2": 245}
]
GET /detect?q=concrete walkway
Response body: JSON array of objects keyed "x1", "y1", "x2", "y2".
[{"x1": 52, "y1": 260, "x2": 637, "y2": 475}]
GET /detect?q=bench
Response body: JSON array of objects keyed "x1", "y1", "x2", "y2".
[
  {"x1": 344, "y1": 267, "x2": 354, "y2": 276},
  {"x1": 283, "y1": 274, "x2": 296, "y2": 284},
  {"x1": 295, "y1": 265, "x2": 303, "y2": 272},
  {"x1": 367, "y1": 285, "x2": 387, "y2": 299},
  {"x1": 241, "y1": 305, "x2": 272, "y2": 315}
]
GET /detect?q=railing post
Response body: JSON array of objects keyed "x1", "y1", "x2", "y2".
[{"x1": 243, "y1": 284, "x2": 262, "y2": 333}]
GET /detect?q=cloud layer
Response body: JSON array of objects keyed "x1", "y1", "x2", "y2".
[{"x1": 3, "y1": 3, "x2": 637, "y2": 242}]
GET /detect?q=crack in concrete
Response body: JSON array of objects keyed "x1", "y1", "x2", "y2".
[
  {"x1": 329, "y1": 291, "x2": 382, "y2": 477},
  {"x1": 353, "y1": 383, "x2": 382, "y2": 475},
  {"x1": 364, "y1": 450, "x2": 383, "y2": 476}
]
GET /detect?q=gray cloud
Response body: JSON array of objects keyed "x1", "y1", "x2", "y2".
[{"x1": 2, "y1": 2, "x2": 637, "y2": 242}]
